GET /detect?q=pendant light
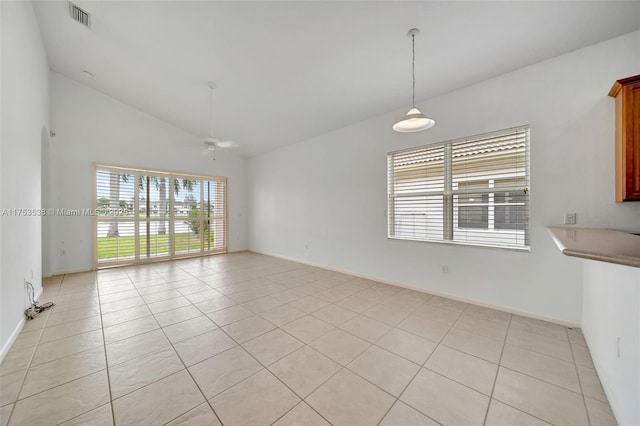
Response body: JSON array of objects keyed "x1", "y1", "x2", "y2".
[{"x1": 393, "y1": 28, "x2": 435, "y2": 132}]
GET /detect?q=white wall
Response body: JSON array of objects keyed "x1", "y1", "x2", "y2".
[
  {"x1": 582, "y1": 260, "x2": 640, "y2": 426},
  {"x1": 0, "y1": 1, "x2": 50, "y2": 356},
  {"x1": 248, "y1": 30, "x2": 640, "y2": 324},
  {"x1": 47, "y1": 73, "x2": 248, "y2": 275}
]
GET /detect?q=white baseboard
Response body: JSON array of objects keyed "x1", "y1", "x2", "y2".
[
  {"x1": 0, "y1": 287, "x2": 43, "y2": 363},
  {"x1": 249, "y1": 249, "x2": 581, "y2": 328}
]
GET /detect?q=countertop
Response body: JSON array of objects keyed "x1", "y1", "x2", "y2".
[{"x1": 548, "y1": 227, "x2": 640, "y2": 268}]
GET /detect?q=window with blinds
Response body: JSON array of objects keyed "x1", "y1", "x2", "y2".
[
  {"x1": 95, "y1": 165, "x2": 227, "y2": 267},
  {"x1": 388, "y1": 126, "x2": 530, "y2": 250}
]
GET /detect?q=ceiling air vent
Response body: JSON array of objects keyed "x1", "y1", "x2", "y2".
[{"x1": 69, "y1": 2, "x2": 90, "y2": 27}]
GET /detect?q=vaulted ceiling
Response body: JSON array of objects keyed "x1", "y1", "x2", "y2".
[{"x1": 33, "y1": 1, "x2": 640, "y2": 156}]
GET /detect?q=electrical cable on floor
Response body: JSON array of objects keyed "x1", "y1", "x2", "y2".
[{"x1": 24, "y1": 280, "x2": 55, "y2": 320}]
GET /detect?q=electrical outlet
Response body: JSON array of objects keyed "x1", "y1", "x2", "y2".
[
  {"x1": 564, "y1": 212, "x2": 577, "y2": 225},
  {"x1": 60, "y1": 249, "x2": 66, "y2": 256},
  {"x1": 441, "y1": 265, "x2": 449, "y2": 274}
]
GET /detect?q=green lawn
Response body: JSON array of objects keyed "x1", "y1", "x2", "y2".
[{"x1": 98, "y1": 232, "x2": 215, "y2": 259}]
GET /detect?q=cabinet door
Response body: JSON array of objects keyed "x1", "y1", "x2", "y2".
[{"x1": 624, "y1": 82, "x2": 640, "y2": 200}]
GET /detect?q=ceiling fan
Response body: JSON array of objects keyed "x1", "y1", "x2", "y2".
[{"x1": 203, "y1": 81, "x2": 238, "y2": 160}]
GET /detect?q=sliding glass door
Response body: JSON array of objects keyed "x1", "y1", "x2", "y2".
[{"x1": 95, "y1": 165, "x2": 227, "y2": 268}]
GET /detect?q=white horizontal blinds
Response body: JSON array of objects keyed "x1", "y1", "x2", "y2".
[
  {"x1": 95, "y1": 165, "x2": 228, "y2": 267},
  {"x1": 138, "y1": 174, "x2": 171, "y2": 260},
  {"x1": 96, "y1": 168, "x2": 136, "y2": 265},
  {"x1": 173, "y1": 177, "x2": 202, "y2": 256},
  {"x1": 203, "y1": 179, "x2": 227, "y2": 253},
  {"x1": 389, "y1": 144, "x2": 445, "y2": 241},
  {"x1": 387, "y1": 126, "x2": 530, "y2": 250},
  {"x1": 452, "y1": 128, "x2": 529, "y2": 248}
]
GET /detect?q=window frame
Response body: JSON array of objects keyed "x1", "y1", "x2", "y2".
[
  {"x1": 387, "y1": 126, "x2": 530, "y2": 251},
  {"x1": 94, "y1": 163, "x2": 228, "y2": 268}
]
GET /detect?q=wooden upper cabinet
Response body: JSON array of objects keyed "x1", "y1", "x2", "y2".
[{"x1": 609, "y1": 75, "x2": 640, "y2": 202}]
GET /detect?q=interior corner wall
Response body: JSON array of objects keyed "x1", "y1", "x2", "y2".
[
  {"x1": 248, "y1": 30, "x2": 640, "y2": 324},
  {"x1": 0, "y1": 1, "x2": 50, "y2": 356},
  {"x1": 47, "y1": 73, "x2": 248, "y2": 276}
]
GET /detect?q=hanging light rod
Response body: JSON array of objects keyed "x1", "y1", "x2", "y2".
[{"x1": 393, "y1": 28, "x2": 435, "y2": 133}]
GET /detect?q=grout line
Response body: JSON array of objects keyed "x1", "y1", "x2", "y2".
[
  {"x1": 482, "y1": 311, "x2": 512, "y2": 425},
  {"x1": 95, "y1": 270, "x2": 117, "y2": 426}
]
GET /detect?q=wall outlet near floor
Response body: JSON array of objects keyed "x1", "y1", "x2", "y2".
[{"x1": 564, "y1": 212, "x2": 577, "y2": 225}]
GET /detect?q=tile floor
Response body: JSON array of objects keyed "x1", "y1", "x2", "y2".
[{"x1": 0, "y1": 252, "x2": 617, "y2": 425}]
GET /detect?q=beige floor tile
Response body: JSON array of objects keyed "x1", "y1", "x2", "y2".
[
  {"x1": 411, "y1": 304, "x2": 462, "y2": 326},
  {"x1": 189, "y1": 346, "x2": 262, "y2": 398},
  {"x1": 501, "y1": 344, "x2": 581, "y2": 392},
  {"x1": 141, "y1": 288, "x2": 184, "y2": 303},
  {"x1": 154, "y1": 305, "x2": 203, "y2": 326},
  {"x1": 242, "y1": 329, "x2": 304, "y2": 366},
  {"x1": 0, "y1": 347, "x2": 34, "y2": 376},
  {"x1": 314, "y1": 288, "x2": 351, "y2": 303},
  {"x1": 289, "y1": 296, "x2": 330, "y2": 313},
  {"x1": 31, "y1": 329, "x2": 104, "y2": 366},
  {"x1": 376, "y1": 328, "x2": 437, "y2": 365},
  {"x1": 485, "y1": 399, "x2": 550, "y2": 426},
  {"x1": 577, "y1": 365, "x2": 608, "y2": 402},
  {"x1": 109, "y1": 348, "x2": 184, "y2": 398},
  {"x1": 113, "y1": 370, "x2": 205, "y2": 425},
  {"x1": 106, "y1": 329, "x2": 171, "y2": 367},
  {"x1": 222, "y1": 315, "x2": 276, "y2": 343},
  {"x1": 348, "y1": 345, "x2": 419, "y2": 396},
  {"x1": 147, "y1": 296, "x2": 192, "y2": 314},
  {"x1": 493, "y1": 367, "x2": 589, "y2": 426},
  {"x1": 584, "y1": 397, "x2": 618, "y2": 426},
  {"x1": 0, "y1": 404, "x2": 11, "y2": 426},
  {"x1": 397, "y1": 315, "x2": 450, "y2": 342},
  {"x1": 270, "y1": 346, "x2": 341, "y2": 397},
  {"x1": 401, "y1": 368, "x2": 489, "y2": 426},
  {"x1": 162, "y1": 315, "x2": 217, "y2": 344},
  {"x1": 274, "y1": 402, "x2": 330, "y2": 426},
  {"x1": 165, "y1": 402, "x2": 221, "y2": 426},
  {"x1": 40, "y1": 315, "x2": 103, "y2": 344},
  {"x1": 10, "y1": 370, "x2": 109, "y2": 425},
  {"x1": 310, "y1": 328, "x2": 370, "y2": 366},
  {"x1": 0, "y1": 369, "x2": 25, "y2": 407},
  {"x1": 339, "y1": 315, "x2": 392, "y2": 343},
  {"x1": 380, "y1": 401, "x2": 439, "y2": 426},
  {"x1": 453, "y1": 314, "x2": 508, "y2": 341},
  {"x1": 260, "y1": 304, "x2": 307, "y2": 327},
  {"x1": 20, "y1": 312, "x2": 50, "y2": 333},
  {"x1": 311, "y1": 304, "x2": 358, "y2": 327},
  {"x1": 100, "y1": 296, "x2": 147, "y2": 315},
  {"x1": 181, "y1": 289, "x2": 220, "y2": 304},
  {"x1": 362, "y1": 303, "x2": 412, "y2": 326},
  {"x1": 174, "y1": 328, "x2": 236, "y2": 366},
  {"x1": 567, "y1": 328, "x2": 587, "y2": 347},
  {"x1": 442, "y1": 327, "x2": 503, "y2": 363},
  {"x1": 510, "y1": 316, "x2": 569, "y2": 341},
  {"x1": 46, "y1": 307, "x2": 100, "y2": 327},
  {"x1": 98, "y1": 289, "x2": 139, "y2": 305},
  {"x1": 307, "y1": 369, "x2": 395, "y2": 425},
  {"x1": 335, "y1": 295, "x2": 377, "y2": 313},
  {"x1": 425, "y1": 345, "x2": 498, "y2": 395},
  {"x1": 101, "y1": 304, "x2": 151, "y2": 328},
  {"x1": 425, "y1": 296, "x2": 468, "y2": 313},
  {"x1": 506, "y1": 326, "x2": 574, "y2": 362},
  {"x1": 571, "y1": 344, "x2": 595, "y2": 368},
  {"x1": 102, "y1": 315, "x2": 159, "y2": 344},
  {"x1": 463, "y1": 305, "x2": 512, "y2": 324},
  {"x1": 272, "y1": 289, "x2": 306, "y2": 304},
  {"x1": 20, "y1": 346, "x2": 106, "y2": 399},
  {"x1": 10, "y1": 330, "x2": 41, "y2": 352},
  {"x1": 242, "y1": 295, "x2": 284, "y2": 313},
  {"x1": 207, "y1": 305, "x2": 254, "y2": 327},
  {"x1": 282, "y1": 315, "x2": 334, "y2": 343},
  {"x1": 211, "y1": 369, "x2": 300, "y2": 426},
  {"x1": 59, "y1": 403, "x2": 113, "y2": 426}
]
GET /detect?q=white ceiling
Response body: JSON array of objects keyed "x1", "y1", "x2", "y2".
[{"x1": 33, "y1": 1, "x2": 640, "y2": 156}]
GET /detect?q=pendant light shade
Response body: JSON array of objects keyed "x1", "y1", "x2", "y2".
[
  {"x1": 393, "y1": 28, "x2": 435, "y2": 133},
  {"x1": 393, "y1": 107, "x2": 435, "y2": 132}
]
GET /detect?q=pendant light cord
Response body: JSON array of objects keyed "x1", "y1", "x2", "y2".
[
  {"x1": 411, "y1": 33, "x2": 416, "y2": 108},
  {"x1": 209, "y1": 85, "x2": 214, "y2": 137}
]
